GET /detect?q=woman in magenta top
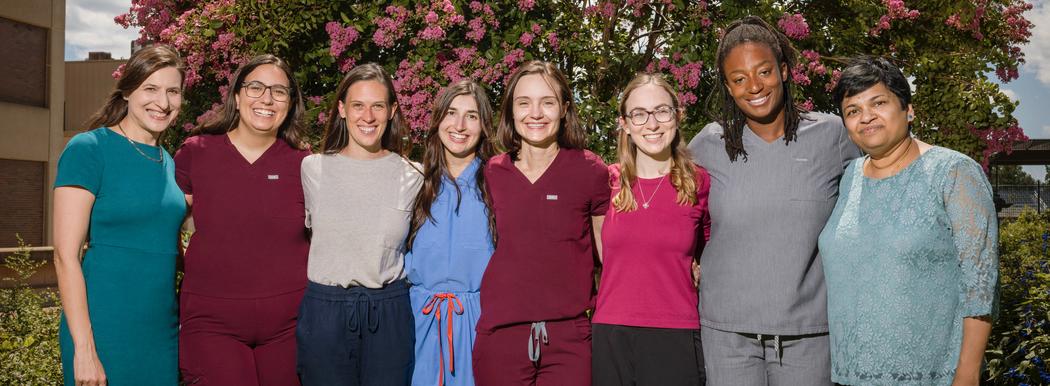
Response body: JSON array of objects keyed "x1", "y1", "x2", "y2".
[
  {"x1": 592, "y1": 73, "x2": 710, "y2": 385},
  {"x1": 473, "y1": 60, "x2": 610, "y2": 385},
  {"x1": 174, "y1": 55, "x2": 310, "y2": 386}
]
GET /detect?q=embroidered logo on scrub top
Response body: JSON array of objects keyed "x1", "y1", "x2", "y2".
[
  {"x1": 268, "y1": 174, "x2": 280, "y2": 180},
  {"x1": 546, "y1": 194, "x2": 558, "y2": 200}
]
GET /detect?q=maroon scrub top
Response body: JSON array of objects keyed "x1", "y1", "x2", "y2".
[
  {"x1": 478, "y1": 148, "x2": 610, "y2": 331},
  {"x1": 174, "y1": 134, "x2": 310, "y2": 298}
]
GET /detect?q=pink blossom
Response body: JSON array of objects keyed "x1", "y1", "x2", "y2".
[
  {"x1": 424, "y1": 11, "x2": 439, "y2": 24},
  {"x1": 777, "y1": 13, "x2": 810, "y2": 40},
  {"x1": 519, "y1": 0, "x2": 536, "y2": 11},
  {"x1": 547, "y1": 32, "x2": 560, "y2": 51},
  {"x1": 326, "y1": 22, "x2": 360, "y2": 58},
  {"x1": 799, "y1": 98, "x2": 815, "y2": 111},
  {"x1": 418, "y1": 25, "x2": 446, "y2": 41},
  {"x1": 826, "y1": 69, "x2": 842, "y2": 92},
  {"x1": 466, "y1": 18, "x2": 486, "y2": 42},
  {"x1": 790, "y1": 64, "x2": 811, "y2": 86},
  {"x1": 317, "y1": 111, "x2": 329, "y2": 125},
  {"x1": 531, "y1": 23, "x2": 541, "y2": 34},
  {"x1": 520, "y1": 32, "x2": 534, "y2": 46},
  {"x1": 182, "y1": 122, "x2": 195, "y2": 132},
  {"x1": 503, "y1": 49, "x2": 525, "y2": 66},
  {"x1": 678, "y1": 91, "x2": 698, "y2": 106},
  {"x1": 307, "y1": 96, "x2": 324, "y2": 105},
  {"x1": 339, "y1": 57, "x2": 356, "y2": 73},
  {"x1": 469, "y1": 1, "x2": 483, "y2": 12},
  {"x1": 112, "y1": 63, "x2": 126, "y2": 79}
]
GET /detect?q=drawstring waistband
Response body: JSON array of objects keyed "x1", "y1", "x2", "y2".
[
  {"x1": 421, "y1": 293, "x2": 464, "y2": 386},
  {"x1": 347, "y1": 292, "x2": 380, "y2": 333},
  {"x1": 756, "y1": 334, "x2": 783, "y2": 365},
  {"x1": 528, "y1": 321, "x2": 549, "y2": 363}
]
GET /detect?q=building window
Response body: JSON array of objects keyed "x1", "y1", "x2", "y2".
[{"x1": 0, "y1": 17, "x2": 48, "y2": 107}]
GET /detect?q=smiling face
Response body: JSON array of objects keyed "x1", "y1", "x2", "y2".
[
  {"x1": 840, "y1": 82, "x2": 913, "y2": 157},
  {"x1": 438, "y1": 94, "x2": 483, "y2": 160},
  {"x1": 511, "y1": 73, "x2": 565, "y2": 149},
  {"x1": 338, "y1": 80, "x2": 396, "y2": 156},
  {"x1": 124, "y1": 66, "x2": 182, "y2": 135},
  {"x1": 722, "y1": 42, "x2": 788, "y2": 127},
  {"x1": 620, "y1": 83, "x2": 678, "y2": 159},
  {"x1": 235, "y1": 64, "x2": 290, "y2": 137}
]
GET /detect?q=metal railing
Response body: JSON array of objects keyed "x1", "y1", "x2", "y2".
[{"x1": 995, "y1": 184, "x2": 1050, "y2": 215}]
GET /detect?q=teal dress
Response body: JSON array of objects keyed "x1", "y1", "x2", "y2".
[
  {"x1": 56, "y1": 128, "x2": 186, "y2": 385},
  {"x1": 818, "y1": 146, "x2": 998, "y2": 385}
]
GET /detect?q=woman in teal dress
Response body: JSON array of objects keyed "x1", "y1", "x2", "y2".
[
  {"x1": 53, "y1": 45, "x2": 187, "y2": 386},
  {"x1": 818, "y1": 56, "x2": 998, "y2": 386}
]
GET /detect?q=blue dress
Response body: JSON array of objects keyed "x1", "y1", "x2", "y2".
[
  {"x1": 56, "y1": 128, "x2": 186, "y2": 385},
  {"x1": 405, "y1": 158, "x2": 494, "y2": 386},
  {"x1": 818, "y1": 146, "x2": 998, "y2": 385}
]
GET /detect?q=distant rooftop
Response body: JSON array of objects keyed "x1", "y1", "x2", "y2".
[
  {"x1": 991, "y1": 139, "x2": 1050, "y2": 166},
  {"x1": 86, "y1": 52, "x2": 112, "y2": 60}
]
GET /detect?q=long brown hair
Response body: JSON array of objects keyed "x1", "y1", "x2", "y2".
[
  {"x1": 321, "y1": 63, "x2": 409, "y2": 155},
  {"x1": 614, "y1": 73, "x2": 697, "y2": 212},
  {"x1": 84, "y1": 44, "x2": 185, "y2": 130},
  {"x1": 496, "y1": 60, "x2": 586, "y2": 160},
  {"x1": 194, "y1": 54, "x2": 307, "y2": 150},
  {"x1": 406, "y1": 80, "x2": 497, "y2": 251},
  {"x1": 705, "y1": 16, "x2": 807, "y2": 162}
]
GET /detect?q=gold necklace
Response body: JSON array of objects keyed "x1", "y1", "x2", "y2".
[
  {"x1": 117, "y1": 123, "x2": 163, "y2": 164},
  {"x1": 868, "y1": 137, "x2": 914, "y2": 171},
  {"x1": 636, "y1": 172, "x2": 669, "y2": 209}
]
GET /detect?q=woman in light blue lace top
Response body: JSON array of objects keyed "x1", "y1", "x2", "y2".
[{"x1": 818, "y1": 57, "x2": 998, "y2": 386}]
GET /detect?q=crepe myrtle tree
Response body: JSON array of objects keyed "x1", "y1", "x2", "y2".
[{"x1": 117, "y1": 0, "x2": 1033, "y2": 165}]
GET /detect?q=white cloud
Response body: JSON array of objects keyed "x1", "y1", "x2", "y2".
[
  {"x1": 65, "y1": 0, "x2": 138, "y2": 60},
  {"x1": 1023, "y1": 1, "x2": 1050, "y2": 86},
  {"x1": 1001, "y1": 88, "x2": 1019, "y2": 102}
]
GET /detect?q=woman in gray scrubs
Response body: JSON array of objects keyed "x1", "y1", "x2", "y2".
[{"x1": 687, "y1": 16, "x2": 861, "y2": 385}]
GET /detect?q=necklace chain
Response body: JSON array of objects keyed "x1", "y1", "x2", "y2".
[
  {"x1": 117, "y1": 123, "x2": 163, "y2": 164},
  {"x1": 636, "y1": 173, "x2": 669, "y2": 209}
]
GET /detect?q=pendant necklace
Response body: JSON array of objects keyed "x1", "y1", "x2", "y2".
[
  {"x1": 636, "y1": 173, "x2": 668, "y2": 209},
  {"x1": 117, "y1": 123, "x2": 163, "y2": 164}
]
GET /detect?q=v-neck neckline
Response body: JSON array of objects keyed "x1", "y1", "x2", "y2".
[
  {"x1": 511, "y1": 148, "x2": 564, "y2": 186},
  {"x1": 225, "y1": 133, "x2": 279, "y2": 166},
  {"x1": 744, "y1": 125, "x2": 785, "y2": 146}
]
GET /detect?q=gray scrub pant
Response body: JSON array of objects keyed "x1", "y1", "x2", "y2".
[{"x1": 701, "y1": 325, "x2": 831, "y2": 386}]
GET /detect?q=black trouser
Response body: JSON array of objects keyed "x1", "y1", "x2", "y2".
[{"x1": 591, "y1": 323, "x2": 705, "y2": 386}]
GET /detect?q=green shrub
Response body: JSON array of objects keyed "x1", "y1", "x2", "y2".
[
  {"x1": 986, "y1": 210, "x2": 1050, "y2": 385},
  {"x1": 0, "y1": 235, "x2": 61, "y2": 385}
]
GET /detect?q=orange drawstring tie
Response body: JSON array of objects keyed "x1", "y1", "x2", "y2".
[{"x1": 421, "y1": 293, "x2": 464, "y2": 386}]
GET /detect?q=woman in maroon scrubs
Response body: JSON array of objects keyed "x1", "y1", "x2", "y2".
[
  {"x1": 174, "y1": 54, "x2": 310, "y2": 386},
  {"x1": 473, "y1": 60, "x2": 610, "y2": 385}
]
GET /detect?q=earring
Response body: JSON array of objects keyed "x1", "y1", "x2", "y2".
[{"x1": 907, "y1": 114, "x2": 913, "y2": 121}]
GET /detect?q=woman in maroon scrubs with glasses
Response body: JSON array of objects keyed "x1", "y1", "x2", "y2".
[{"x1": 174, "y1": 54, "x2": 310, "y2": 386}]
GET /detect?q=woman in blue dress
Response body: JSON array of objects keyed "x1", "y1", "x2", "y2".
[
  {"x1": 405, "y1": 79, "x2": 496, "y2": 386},
  {"x1": 819, "y1": 56, "x2": 998, "y2": 386},
  {"x1": 53, "y1": 45, "x2": 187, "y2": 386}
]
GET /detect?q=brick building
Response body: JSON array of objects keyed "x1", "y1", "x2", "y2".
[{"x1": 0, "y1": 0, "x2": 65, "y2": 251}]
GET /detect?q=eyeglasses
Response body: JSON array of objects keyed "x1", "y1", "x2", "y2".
[
  {"x1": 243, "y1": 81, "x2": 291, "y2": 102},
  {"x1": 626, "y1": 107, "x2": 675, "y2": 126}
]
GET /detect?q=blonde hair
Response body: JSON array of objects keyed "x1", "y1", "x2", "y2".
[{"x1": 613, "y1": 73, "x2": 697, "y2": 212}]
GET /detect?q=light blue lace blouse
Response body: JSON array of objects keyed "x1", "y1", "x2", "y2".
[{"x1": 818, "y1": 146, "x2": 998, "y2": 385}]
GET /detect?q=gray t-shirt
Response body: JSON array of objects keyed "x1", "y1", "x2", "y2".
[
  {"x1": 301, "y1": 152, "x2": 423, "y2": 288},
  {"x1": 687, "y1": 112, "x2": 861, "y2": 335}
]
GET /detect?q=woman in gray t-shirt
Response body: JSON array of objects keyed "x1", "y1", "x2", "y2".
[
  {"x1": 686, "y1": 16, "x2": 860, "y2": 386},
  {"x1": 296, "y1": 63, "x2": 423, "y2": 385}
]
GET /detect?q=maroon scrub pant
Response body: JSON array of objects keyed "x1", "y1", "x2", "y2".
[
  {"x1": 179, "y1": 289, "x2": 303, "y2": 386},
  {"x1": 472, "y1": 314, "x2": 591, "y2": 385}
]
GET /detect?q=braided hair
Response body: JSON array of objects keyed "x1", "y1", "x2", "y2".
[{"x1": 706, "y1": 16, "x2": 807, "y2": 162}]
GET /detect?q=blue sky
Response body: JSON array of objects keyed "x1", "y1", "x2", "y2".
[{"x1": 66, "y1": 0, "x2": 1050, "y2": 177}]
